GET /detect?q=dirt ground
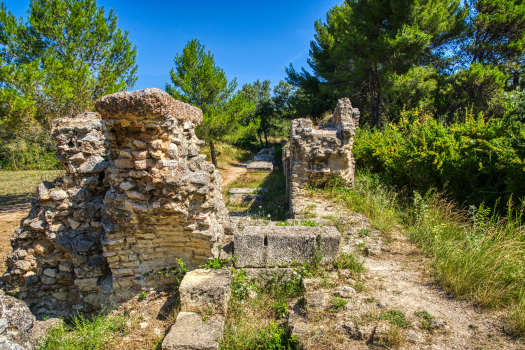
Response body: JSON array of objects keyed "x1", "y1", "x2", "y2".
[{"x1": 287, "y1": 195, "x2": 525, "y2": 350}]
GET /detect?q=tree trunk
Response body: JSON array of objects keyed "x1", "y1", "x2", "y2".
[
  {"x1": 257, "y1": 131, "x2": 264, "y2": 147},
  {"x1": 210, "y1": 140, "x2": 218, "y2": 168},
  {"x1": 264, "y1": 129, "x2": 269, "y2": 148},
  {"x1": 369, "y1": 69, "x2": 379, "y2": 128}
]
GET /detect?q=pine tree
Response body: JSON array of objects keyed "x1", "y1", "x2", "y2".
[{"x1": 166, "y1": 39, "x2": 253, "y2": 167}]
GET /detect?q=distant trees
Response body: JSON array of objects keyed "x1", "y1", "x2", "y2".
[
  {"x1": 166, "y1": 39, "x2": 254, "y2": 166},
  {"x1": 286, "y1": 0, "x2": 525, "y2": 126},
  {"x1": 0, "y1": 0, "x2": 138, "y2": 168}
]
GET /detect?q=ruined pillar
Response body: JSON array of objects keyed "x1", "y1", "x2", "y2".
[
  {"x1": 287, "y1": 98, "x2": 360, "y2": 218},
  {"x1": 95, "y1": 88, "x2": 229, "y2": 301},
  {"x1": 3, "y1": 112, "x2": 111, "y2": 318}
]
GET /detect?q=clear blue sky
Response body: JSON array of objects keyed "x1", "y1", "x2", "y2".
[{"x1": 2, "y1": 0, "x2": 342, "y2": 91}]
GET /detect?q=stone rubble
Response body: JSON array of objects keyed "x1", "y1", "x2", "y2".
[{"x1": 3, "y1": 113, "x2": 111, "y2": 318}]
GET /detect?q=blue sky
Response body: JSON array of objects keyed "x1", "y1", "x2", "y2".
[{"x1": 2, "y1": 0, "x2": 342, "y2": 91}]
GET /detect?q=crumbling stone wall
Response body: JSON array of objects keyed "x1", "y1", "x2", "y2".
[
  {"x1": 96, "y1": 88, "x2": 229, "y2": 302},
  {"x1": 286, "y1": 98, "x2": 360, "y2": 218},
  {"x1": 3, "y1": 113, "x2": 112, "y2": 318}
]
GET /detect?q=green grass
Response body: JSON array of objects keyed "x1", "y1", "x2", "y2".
[
  {"x1": 36, "y1": 314, "x2": 127, "y2": 350},
  {"x1": 415, "y1": 311, "x2": 434, "y2": 329},
  {"x1": 330, "y1": 297, "x2": 348, "y2": 311},
  {"x1": 0, "y1": 170, "x2": 64, "y2": 208},
  {"x1": 322, "y1": 170, "x2": 525, "y2": 336},
  {"x1": 221, "y1": 269, "x2": 300, "y2": 350},
  {"x1": 333, "y1": 253, "x2": 366, "y2": 274},
  {"x1": 380, "y1": 310, "x2": 411, "y2": 329},
  {"x1": 225, "y1": 170, "x2": 289, "y2": 221}
]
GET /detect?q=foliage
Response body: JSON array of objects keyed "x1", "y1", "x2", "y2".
[
  {"x1": 415, "y1": 311, "x2": 435, "y2": 329},
  {"x1": 353, "y1": 111, "x2": 525, "y2": 209},
  {"x1": 0, "y1": 0, "x2": 137, "y2": 167},
  {"x1": 380, "y1": 310, "x2": 411, "y2": 329},
  {"x1": 330, "y1": 297, "x2": 348, "y2": 311},
  {"x1": 324, "y1": 170, "x2": 525, "y2": 335},
  {"x1": 200, "y1": 256, "x2": 236, "y2": 270},
  {"x1": 333, "y1": 253, "x2": 366, "y2": 273},
  {"x1": 166, "y1": 38, "x2": 254, "y2": 166},
  {"x1": 221, "y1": 321, "x2": 296, "y2": 350},
  {"x1": 36, "y1": 314, "x2": 127, "y2": 350}
]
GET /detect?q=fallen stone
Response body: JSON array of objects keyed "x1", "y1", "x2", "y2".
[
  {"x1": 229, "y1": 194, "x2": 265, "y2": 206},
  {"x1": 179, "y1": 269, "x2": 231, "y2": 315},
  {"x1": 372, "y1": 321, "x2": 390, "y2": 344},
  {"x1": 234, "y1": 225, "x2": 340, "y2": 268},
  {"x1": 247, "y1": 161, "x2": 273, "y2": 173},
  {"x1": 228, "y1": 188, "x2": 269, "y2": 195},
  {"x1": 162, "y1": 312, "x2": 224, "y2": 350},
  {"x1": 335, "y1": 286, "x2": 356, "y2": 298},
  {"x1": 254, "y1": 154, "x2": 274, "y2": 162},
  {"x1": 406, "y1": 330, "x2": 424, "y2": 343},
  {"x1": 365, "y1": 244, "x2": 381, "y2": 256},
  {"x1": 430, "y1": 318, "x2": 447, "y2": 330},
  {"x1": 305, "y1": 291, "x2": 327, "y2": 308}
]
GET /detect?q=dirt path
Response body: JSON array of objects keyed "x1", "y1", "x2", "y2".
[
  {"x1": 218, "y1": 161, "x2": 248, "y2": 191},
  {"x1": 0, "y1": 206, "x2": 29, "y2": 275},
  {"x1": 284, "y1": 196, "x2": 524, "y2": 349}
]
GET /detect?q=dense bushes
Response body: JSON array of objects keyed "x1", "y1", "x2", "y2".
[{"x1": 354, "y1": 110, "x2": 525, "y2": 209}]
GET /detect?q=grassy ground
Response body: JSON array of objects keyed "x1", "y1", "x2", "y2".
[
  {"x1": 223, "y1": 170, "x2": 289, "y2": 221},
  {"x1": 0, "y1": 170, "x2": 64, "y2": 209},
  {"x1": 321, "y1": 171, "x2": 525, "y2": 336}
]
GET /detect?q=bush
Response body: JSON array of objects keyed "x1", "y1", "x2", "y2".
[{"x1": 354, "y1": 111, "x2": 525, "y2": 210}]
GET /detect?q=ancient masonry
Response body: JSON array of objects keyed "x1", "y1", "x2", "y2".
[
  {"x1": 1, "y1": 90, "x2": 360, "y2": 350},
  {"x1": 283, "y1": 98, "x2": 360, "y2": 218},
  {"x1": 96, "y1": 89, "x2": 229, "y2": 302},
  {"x1": 2, "y1": 88, "x2": 229, "y2": 315}
]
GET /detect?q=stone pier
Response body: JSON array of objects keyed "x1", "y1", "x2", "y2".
[{"x1": 95, "y1": 88, "x2": 229, "y2": 302}]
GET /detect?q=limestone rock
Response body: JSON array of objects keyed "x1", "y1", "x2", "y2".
[
  {"x1": 162, "y1": 312, "x2": 224, "y2": 350},
  {"x1": 179, "y1": 269, "x2": 231, "y2": 315},
  {"x1": 335, "y1": 286, "x2": 356, "y2": 298},
  {"x1": 247, "y1": 161, "x2": 273, "y2": 173}
]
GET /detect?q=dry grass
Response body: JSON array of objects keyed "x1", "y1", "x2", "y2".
[{"x1": 0, "y1": 170, "x2": 64, "y2": 209}]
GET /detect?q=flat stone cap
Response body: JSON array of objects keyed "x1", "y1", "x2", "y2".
[
  {"x1": 52, "y1": 112, "x2": 103, "y2": 132},
  {"x1": 95, "y1": 88, "x2": 203, "y2": 125}
]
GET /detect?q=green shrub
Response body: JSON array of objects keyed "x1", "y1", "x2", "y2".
[
  {"x1": 354, "y1": 111, "x2": 525, "y2": 210},
  {"x1": 330, "y1": 297, "x2": 348, "y2": 311}
]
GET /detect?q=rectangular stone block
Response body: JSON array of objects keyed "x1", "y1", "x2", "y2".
[
  {"x1": 162, "y1": 312, "x2": 224, "y2": 350},
  {"x1": 228, "y1": 188, "x2": 269, "y2": 194},
  {"x1": 229, "y1": 194, "x2": 265, "y2": 206},
  {"x1": 247, "y1": 161, "x2": 273, "y2": 173},
  {"x1": 234, "y1": 225, "x2": 340, "y2": 268},
  {"x1": 179, "y1": 269, "x2": 231, "y2": 315}
]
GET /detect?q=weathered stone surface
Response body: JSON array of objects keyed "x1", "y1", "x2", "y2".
[
  {"x1": 247, "y1": 161, "x2": 273, "y2": 173},
  {"x1": 0, "y1": 290, "x2": 35, "y2": 349},
  {"x1": 162, "y1": 312, "x2": 224, "y2": 350},
  {"x1": 229, "y1": 194, "x2": 265, "y2": 206},
  {"x1": 305, "y1": 291, "x2": 327, "y2": 308},
  {"x1": 228, "y1": 188, "x2": 269, "y2": 195},
  {"x1": 335, "y1": 286, "x2": 356, "y2": 298},
  {"x1": 243, "y1": 268, "x2": 297, "y2": 287},
  {"x1": 253, "y1": 154, "x2": 274, "y2": 162},
  {"x1": 95, "y1": 88, "x2": 203, "y2": 125},
  {"x1": 179, "y1": 269, "x2": 231, "y2": 315},
  {"x1": 284, "y1": 98, "x2": 359, "y2": 217},
  {"x1": 234, "y1": 225, "x2": 340, "y2": 268}
]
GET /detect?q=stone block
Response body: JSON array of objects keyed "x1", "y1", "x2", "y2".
[
  {"x1": 254, "y1": 154, "x2": 274, "y2": 162},
  {"x1": 229, "y1": 194, "x2": 265, "y2": 206},
  {"x1": 162, "y1": 312, "x2": 224, "y2": 350},
  {"x1": 179, "y1": 269, "x2": 231, "y2": 315},
  {"x1": 228, "y1": 188, "x2": 269, "y2": 194},
  {"x1": 247, "y1": 161, "x2": 273, "y2": 173},
  {"x1": 234, "y1": 225, "x2": 340, "y2": 268}
]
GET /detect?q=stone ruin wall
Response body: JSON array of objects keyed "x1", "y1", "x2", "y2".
[
  {"x1": 96, "y1": 89, "x2": 229, "y2": 302},
  {"x1": 2, "y1": 88, "x2": 229, "y2": 315},
  {"x1": 3, "y1": 113, "x2": 112, "y2": 318},
  {"x1": 284, "y1": 98, "x2": 360, "y2": 218}
]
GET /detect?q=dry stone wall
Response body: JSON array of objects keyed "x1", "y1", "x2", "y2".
[
  {"x1": 3, "y1": 113, "x2": 111, "y2": 318},
  {"x1": 96, "y1": 88, "x2": 229, "y2": 302},
  {"x1": 2, "y1": 88, "x2": 230, "y2": 314},
  {"x1": 285, "y1": 98, "x2": 360, "y2": 218}
]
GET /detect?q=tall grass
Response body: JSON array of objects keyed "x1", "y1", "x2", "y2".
[{"x1": 325, "y1": 171, "x2": 525, "y2": 335}]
